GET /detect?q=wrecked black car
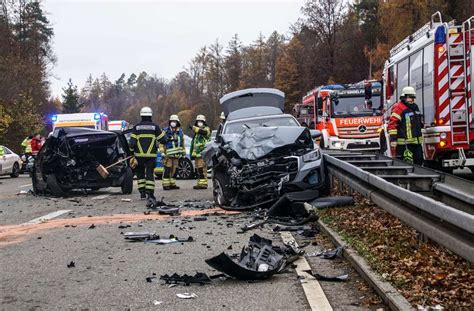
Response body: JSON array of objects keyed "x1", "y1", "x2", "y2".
[
  {"x1": 32, "y1": 127, "x2": 133, "y2": 197},
  {"x1": 204, "y1": 88, "x2": 329, "y2": 210}
]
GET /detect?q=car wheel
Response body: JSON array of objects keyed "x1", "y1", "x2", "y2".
[
  {"x1": 46, "y1": 174, "x2": 66, "y2": 197},
  {"x1": 177, "y1": 157, "x2": 194, "y2": 179},
  {"x1": 10, "y1": 162, "x2": 20, "y2": 178},
  {"x1": 213, "y1": 172, "x2": 235, "y2": 209},
  {"x1": 121, "y1": 167, "x2": 133, "y2": 194}
]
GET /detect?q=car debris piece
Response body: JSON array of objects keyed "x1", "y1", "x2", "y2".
[
  {"x1": 121, "y1": 198, "x2": 132, "y2": 202},
  {"x1": 88, "y1": 224, "x2": 96, "y2": 229},
  {"x1": 158, "y1": 206, "x2": 180, "y2": 215},
  {"x1": 16, "y1": 190, "x2": 30, "y2": 195},
  {"x1": 303, "y1": 270, "x2": 349, "y2": 282},
  {"x1": 153, "y1": 300, "x2": 163, "y2": 306},
  {"x1": 160, "y1": 273, "x2": 211, "y2": 286},
  {"x1": 205, "y1": 234, "x2": 302, "y2": 280},
  {"x1": 176, "y1": 293, "x2": 197, "y2": 299},
  {"x1": 310, "y1": 196, "x2": 354, "y2": 209},
  {"x1": 124, "y1": 231, "x2": 159, "y2": 241},
  {"x1": 193, "y1": 217, "x2": 207, "y2": 221},
  {"x1": 67, "y1": 261, "x2": 75, "y2": 268},
  {"x1": 316, "y1": 247, "x2": 343, "y2": 260},
  {"x1": 417, "y1": 305, "x2": 444, "y2": 311},
  {"x1": 31, "y1": 127, "x2": 134, "y2": 197},
  {"x1": 145, "y1": 236, "x2": 194, "y2": 245}
]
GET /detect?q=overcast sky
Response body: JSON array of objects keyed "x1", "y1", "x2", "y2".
[{"x1": 44, "y1": 0, "x2": 304, "y2": 97}]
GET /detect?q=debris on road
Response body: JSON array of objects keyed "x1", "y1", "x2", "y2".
[
  {"x1": 160, "y1": 272, "x2": 211, "y2": 286},
  {"x1": 158, "y1": 206, "x2": 180, "y2": 215},
  {"x1": 303, "y1": 270, "x2": 349, "y2": 282},
  {"x1": 152, "y1": 300, "x2": 163, "y2": 306},
  {"x1": 311, "y1": 246, "x2": 343, "y2": 260},
  {"x1": 121, "y1": 198, "x2": 132, "y2": 202},
  {"x1": 66, "y1": 261, "x2": 75, "y2": 268},
  {"x1": 193, "y1": 216, "x2": 207, "y2": 221},
  {"x1": 145, "y1": 236, "x2": 194, "y2": 245},
  {"x1": 176, "y1": 293, "x2": 197, "y2": 299},
  {"x1": 310, "y1": 196, "x2": 354, "y2": 209},
  {"x1": 16, "y1": 190, "x2": 30, "y2": 195},
  {"x1": 88, "y1": 224, "x2": 96, "y2": 229},
  {"x1": 205, "y1": 234, "x2": 302, "y2": 280},
  {"x1": 124, "y1": 231, "x2": 159, "y2": 241}
]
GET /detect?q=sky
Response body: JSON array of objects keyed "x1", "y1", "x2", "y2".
[{"x1": 44, "y1": 0, "x2": 305, "y2": 97}]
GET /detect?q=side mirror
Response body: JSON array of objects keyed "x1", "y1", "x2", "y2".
[{"x1": 310, "y1": 129, "x2": 322, "y2": 139}]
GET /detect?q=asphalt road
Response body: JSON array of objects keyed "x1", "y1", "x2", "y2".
[{"x1": 0, "y1": 175, "x2": 382, "y2": 310}]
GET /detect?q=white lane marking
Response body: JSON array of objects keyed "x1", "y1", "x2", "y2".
[
  {"x1": 19, "y1": 184, "x2": 32, "y2": 188},
  {"x1": 91, "y1": 194, "x2": 111, "y2": 200},
  {"x1": 280, "y1": 231, "x2": 333, "y2": 311},
  {"x1": 23, "y1": 210, "x2": 71, "y2": 225}
]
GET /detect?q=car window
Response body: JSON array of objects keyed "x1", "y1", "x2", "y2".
[
  {"x1": 3, "y1": 147, "x2": 12, "y2": 154},
  {"x1": 224, "y1": 117, "x2": 299, "y2": 134}
]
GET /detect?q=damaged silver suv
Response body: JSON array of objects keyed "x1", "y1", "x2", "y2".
[{"x1": 205, "y1": 88, "x2": 328, "y2": 210}]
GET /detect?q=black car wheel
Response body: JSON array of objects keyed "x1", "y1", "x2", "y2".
[
  {"x1": 121, "y1": 167, "x2": 133, "y2": 194},
  {"x1": 47, "y1": 174, "x2": 66, "y2": 197},
  {"x1": 177, "y1": 157, "x2": 194, "y2": 179},
  {"x1": 213, "y1": 172, "x2": 235, "y2": 208},
  {"x1": 10, "y1": 162, "x2": 20, "y2": 178}
]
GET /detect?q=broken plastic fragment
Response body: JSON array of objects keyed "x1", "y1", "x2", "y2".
[
  {"x1": 310, "y1": 196, "x2": 354, "y2": 209},
  {"x1": 303, "y1": 270, "x2": 349, "y2": 282},
  {"x1": 160, "y1": 272, "x2": 211, "y2": 285},
  {"x1": 153, "y1": 300, "x2": 162, "y2": 305},
  {"x1": 316, "y1": 247, "x2": 343, "y2": 260},
  {"x1": 176, "y1": 293, "x2": 197, "y2": 299},
  {"x1": 158, "y1": 207, "x2": 180, "y2": 215},
  {"x1": 67, "y1": 261, "x2": 75, "y2": 268}
]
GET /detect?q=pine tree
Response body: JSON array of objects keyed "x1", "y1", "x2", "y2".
[{"x1": 62, "y1": 79, "x2": 82, "y2": 113}]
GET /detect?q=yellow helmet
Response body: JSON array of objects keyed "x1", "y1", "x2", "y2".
[
  {"x1": 169, "y1": 114, "x2": 180, "y2": 122},
  {"x1": 196, "y1": 115, "x2": 206, "y2": 122}
]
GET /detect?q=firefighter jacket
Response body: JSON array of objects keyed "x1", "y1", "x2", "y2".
[
  {"x1": 129, "y1": 121, "x2": 166, "y2": 158},
  {"x1": 0, "y1": 146, "x2": 4, "y2": 156},
  {"x1": 160, "y1": 127, "x2": 185, "y2": 157},
  {"x1": 190, "y1": 126, "x2": 211, "y2": 159},
  {"x1": 31, "y1": 138, "x2": 42, "y2": 155},
  {"x1": 21, "y1": 137, "x2": 32, "y2": 153},
  {"x1": 388, "y1": 101, "x2": 423, "y2": 145}
]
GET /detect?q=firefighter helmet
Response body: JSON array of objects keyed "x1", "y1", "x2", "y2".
[
  {"x1": 140, "y1": 106, "x2": 153, "y2": 117},
  {"x1": 401, "y1": 86, "x2": 416, "y2": 97},
  {"x1": 169, "y1": 114, "x2": 180, "y2": 122},
  {"x1": 196, "y1": 115, "x2": 206, "y2": 122},
  {"x1": 220, "y1": 112, "x2": 226, "y2": 120}
]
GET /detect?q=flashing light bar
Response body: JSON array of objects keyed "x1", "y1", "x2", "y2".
[
  {"x1": 94, "y1": 113, "x2": 101, "y2": 121},
  {"x1": 51, "y1": 115, "x2": 58, "y2": 122}
]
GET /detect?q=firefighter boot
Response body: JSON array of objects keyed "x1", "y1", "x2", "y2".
[{"x1": 140, "y1": 191, "x2": 147, "y2": 200}]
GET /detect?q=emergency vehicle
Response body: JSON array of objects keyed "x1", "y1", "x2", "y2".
[
  {"x1": 298, "y1": 81, "x2": 383, "y2": 150},
  {"x1": 381, "y1": 12, "x2": 474, "y2": 170},
  {"x1": 108, "y1": 120, "x2": 131, "y2": 132},
  {"x1": 51, "y1": 113, "x2": 109, "y2": 131}
]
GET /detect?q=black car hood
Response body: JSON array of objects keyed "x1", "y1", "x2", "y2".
[{"x1": 220, "y1": 126, "x2": 311, "y2": 160}]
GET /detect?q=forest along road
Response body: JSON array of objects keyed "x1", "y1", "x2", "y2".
[{"x1": 0, "y1": 175, "x2": 382, "y2": 310}]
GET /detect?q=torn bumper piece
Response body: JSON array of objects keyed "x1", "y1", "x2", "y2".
[
  {"x1": 205, "y1": 234, "x2": 302, "y2": 280},
  {"x1": 160, "y1": 273, "x2": 211, "y2": 285}
]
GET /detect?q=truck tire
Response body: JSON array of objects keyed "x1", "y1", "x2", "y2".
[
  {"x1": 47, "y1": 174, "x2": 66, "y2": 197},
  {"x1": 121, "y1": 167, "x2": 133, "y2": 194}
]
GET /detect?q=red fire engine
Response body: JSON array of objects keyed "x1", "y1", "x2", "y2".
[
  {"x1": 381, "y1": 12, "x2": 473, "y2": 170},
  {"x1": 296, "y1": 81, "x2": 383, "y2": 151}
]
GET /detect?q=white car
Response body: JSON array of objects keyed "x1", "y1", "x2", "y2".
[{"x1": 0, "y1": 146, "x2": 21, "y2": 178}]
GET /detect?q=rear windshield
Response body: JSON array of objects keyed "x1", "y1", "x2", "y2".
[{"x1": 224, "y1": 116, "x2": 299, "y2": 134}]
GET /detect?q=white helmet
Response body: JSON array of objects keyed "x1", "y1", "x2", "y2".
[
  {"x1": 140, "y1": 106, "x2": 153, "y2": 117},
  {"x1": 169, "y1": 114, "x2": 180, "y2": 122},
  {"x1": 220, "y1": 112, "x2": 226, "y2": 120},
  {"x1": 401, "y1": 86, "x2": 416, "y2": 97},
  {"x1": 196, "y1": 114, "x2": 206, "y2": 122}
]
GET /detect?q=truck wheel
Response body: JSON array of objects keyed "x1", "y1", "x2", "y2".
[
  {"x1": 121, "y1": 167, "x2": 133, "y2": 194},
  {"x1": 47, "y1": 174, "x2": 66, "y2": 197}
]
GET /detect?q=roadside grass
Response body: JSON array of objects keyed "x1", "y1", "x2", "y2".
[{"x1": 318, "y1": 184, "x2": 473, "y2": 309}]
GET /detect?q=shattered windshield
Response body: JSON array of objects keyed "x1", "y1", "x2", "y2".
[
  {"x1": 224, "y1": 117, "x2": 299, "y2": 134},
  {"x1": 332, "y1": 96, "x2": 382, "y2": 117}
]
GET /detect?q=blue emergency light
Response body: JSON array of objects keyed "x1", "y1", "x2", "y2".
[
  {"x1": 434, "y1": 26, "x2": 446, "y2": 44},
  {"x1": 122, "y1": 120, "x2": 126, "y2": 128},
  {"x1": 51, "y1": 115, "x2": 58, "y2": 122},
  {"x1": 94, "y1": 113, "x2": 101, "y2": 120}
]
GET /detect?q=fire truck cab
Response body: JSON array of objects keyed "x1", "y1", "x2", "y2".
[
  {"x1": 298, "y1": 82, "x2": 384, "y2": 151},
  {"x1": 381, "y1": 12, "x2": 474, "y2": 170}
]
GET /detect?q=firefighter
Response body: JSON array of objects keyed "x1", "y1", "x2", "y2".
[
  {"x1": 31, "y1": 133, "x2": 42, "y2": 157},
  {"x1": 0, "y1": 146, "x2": 4, "y2": 156},
  {"x1": 21, "y1": 135, "x2": 33, "y2": 156},
  {"x1": 190, "y1": 114, "x2": 211, "y2": 189},
  {"x1": 159, "y1": 114, "x2": 185, "y2": 190},
  {"x1": 129, "y1": 107, "x2": 167, "y2": 207},
  {"x1": 216, "y1": 112, "x2": 226, "y2": 137},
  {"x1": 387, "y1": 86, "x2": 424, "y2": 165}
]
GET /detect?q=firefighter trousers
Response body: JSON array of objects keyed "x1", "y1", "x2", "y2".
[
  {"x1": 396, "y1": 144, "x2": 423, "y2": 165},
  {"x1": 195, "y1": 158, "x2": 207, "y2": 187},
  {"x1": 136, "y1": 157, "x2": 156, "y2": 196},
  {"x1": 162, "y1": 157, "x2": 179, "y2": 187}
]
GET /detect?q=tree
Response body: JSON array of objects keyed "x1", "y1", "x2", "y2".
[
  {"x1": 62, "y1": 79, "x2": 82, "y2": 113},
  {"x1": 224, "y1": 34, "x2": 242, "y2": 92}
]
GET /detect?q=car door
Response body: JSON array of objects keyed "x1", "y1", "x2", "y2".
[
  {"x1": 0, "y1": 146, "x2": 5, "y2": 174},
  {"x1": 1, "y1": 146, "x2": 14, "y2": 173}
]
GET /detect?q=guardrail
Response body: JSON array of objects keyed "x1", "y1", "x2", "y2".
[{"x1": 323, "y1": 151, "x2": 474, "y2": 263}]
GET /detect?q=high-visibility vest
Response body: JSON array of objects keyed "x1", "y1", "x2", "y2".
[
  {"x1": 129, "y1": 121, "x2": 166, "y2": 158},
  {"x1": 21, "y1": 138, "x2": 32, "y2": 153},
  {"x1": 162, "y1": 127, "x2": 185, "y2": 157}
]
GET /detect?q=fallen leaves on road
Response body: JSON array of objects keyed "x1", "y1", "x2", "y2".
[{"x1": 319, "y1": 185, "x2": 473, "y2": 309}]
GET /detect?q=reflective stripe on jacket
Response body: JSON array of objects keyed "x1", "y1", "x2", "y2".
[
  {"x1": 161, "y1": 127, "x2": 185, "y2": 157},
  {"x1": 129, "y1": 121, "x2": 166, "y2": 158},
  {"x1": 21, "y1": 138, "x2": 32, "y2": 153},
  {"x1": 190, "y1": 126, "x2": 211, "y2": 158},
  {"x1": 387, "y1": 101, "x2": 423, "y2": 145}
]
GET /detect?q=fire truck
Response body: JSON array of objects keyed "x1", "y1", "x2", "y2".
[
  {"x1": 297, "y1": 81, "x2": 384, "y2": 150},
  {"x1": 381, "y1": 12, "x2": 473, "y2": 170}
]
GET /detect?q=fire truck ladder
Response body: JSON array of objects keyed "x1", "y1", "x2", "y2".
[
  {"x1": 446, "y1": 25, "x2": 470, "y2": 145},
  {"x1": 463, "y1": 17, "x2": 474, "y2": 129}
]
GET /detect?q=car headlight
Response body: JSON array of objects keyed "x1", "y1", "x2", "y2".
[{"x1": 302, "y1": 150, "x2": 320, "y2": 162}]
